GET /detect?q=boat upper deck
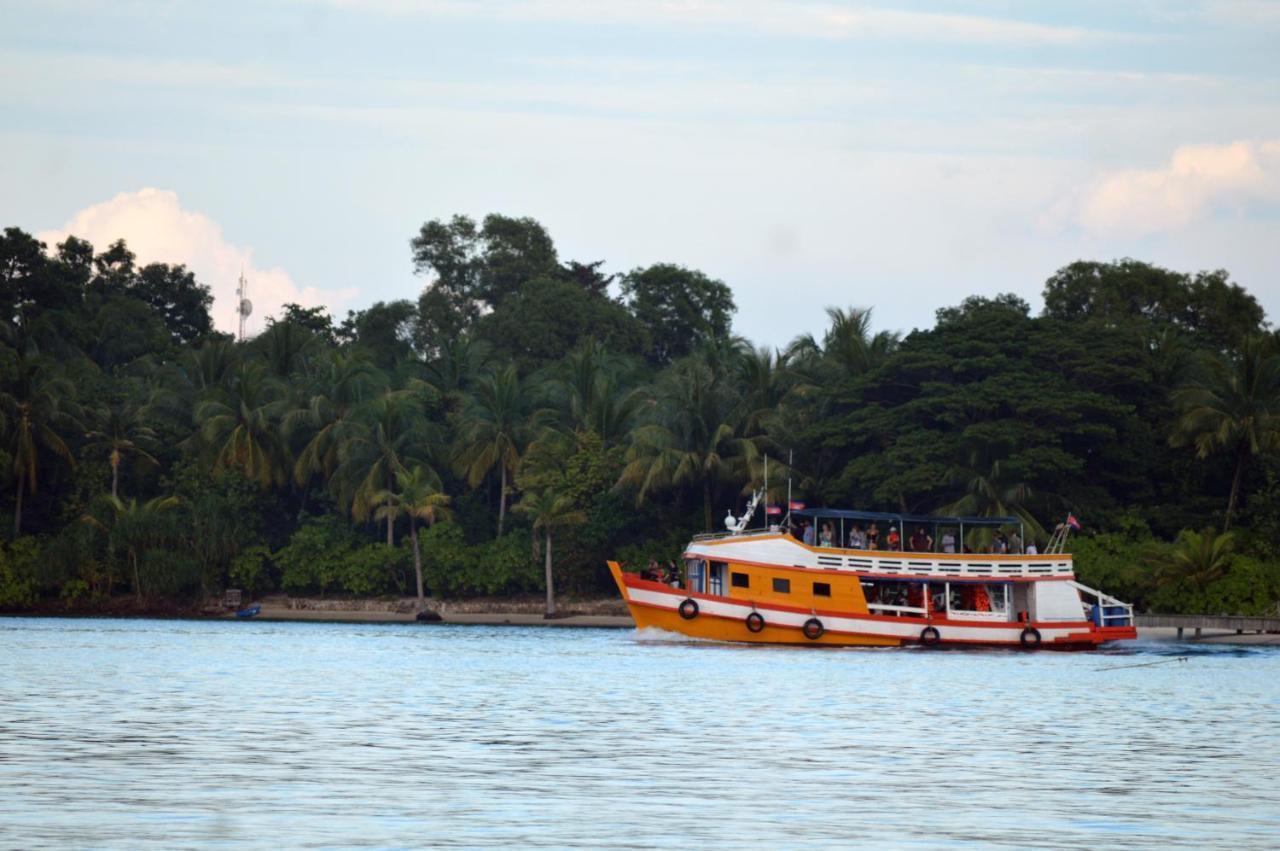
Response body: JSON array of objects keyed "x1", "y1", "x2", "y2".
[{"x1": 685, "y1": 531, "x2": 1074, "y2": 581}]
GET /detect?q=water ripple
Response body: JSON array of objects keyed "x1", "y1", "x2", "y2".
[{"x1": 2, "y1": 618, "x2": 1278, "y2": 849}]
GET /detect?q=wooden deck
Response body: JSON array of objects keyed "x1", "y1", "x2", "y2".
[{"x1": 1136, "y1": 614, "x2": 1280, "y2": 638}]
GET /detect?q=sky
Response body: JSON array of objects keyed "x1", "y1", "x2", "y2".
[{"x1": 2, "y1": 0, "x2": 1279, "y2": 345}]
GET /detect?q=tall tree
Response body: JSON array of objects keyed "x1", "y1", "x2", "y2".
[
  {"x1": 454, "y1": 365, "x2": 537, "y2": 536},
  {"x1": 83, "y1": 398, "x2": 160, "y2": 499},
  {"x1": 288, "y1": 351, "x2": 385, "y2": 487},
  {"x1": 1, "y1": 355, "x2": 78, "y2": 534},
  {"x1": 617, "y1": 353, "x2": 756, "y2": 531},
  {"x1": 620, "y1": 263, "x2": 736, "y2": 365},
  {"x1": 374, "y1": 465, "x2": 452, "y2": 606},
  {"x1": 335, "y1": 391, "x2": 432, "y2": 544},
  {"x1": 1171, "y1": 334, "x2": 1280, "y2": 530},
  {"x1": 82, "y1": 494, "x2": 181, "y2": 603},
  {"x1": 132, "y1": 263, "x2": 214, "y2": 344},
  {"x1": 192, "y1": 363, "x2": 290, "y2": 490},
  {"x1": 514, "y1": 486, "x2": 586, "y2": 618}
]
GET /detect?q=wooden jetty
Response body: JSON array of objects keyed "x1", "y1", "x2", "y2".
[{"x1": 1136, "y1": 614, "x2": 1280, "y2": 639}]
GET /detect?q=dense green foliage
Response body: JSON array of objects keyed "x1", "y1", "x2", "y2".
[{"x1": 2, "y1": 218, "x2": 1278, "y2": 614}]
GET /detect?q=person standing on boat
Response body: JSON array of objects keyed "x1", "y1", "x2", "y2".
[
  {"x1": 910, "y1": 526, "x2": 933, "y2": 552},
  {"x1": 866, "y1": 522, "x2": 880, "y2": 549},
  {"x1": 848, "y1": 525, "x2": 865, "y2": 549},
  {"x1": 802, "y1": 521, "x2": 815, "y2": 546},
  {"x1": 940, "y1": 528, "x2": 957, "y2": 554},
  {"x1": 819, "y1": 522, "x2": 834, "y2": 547},
  {"x1": 886, "y1": 526, "x2": 901, "y2": 551},
  {"x1": 1008, "y1": 530, "x2": 1024, "y2": 554}
]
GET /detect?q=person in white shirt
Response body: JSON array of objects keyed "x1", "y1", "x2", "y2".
[{"x1": 941, "y1": 530, "x2": 956, "y2": 554}]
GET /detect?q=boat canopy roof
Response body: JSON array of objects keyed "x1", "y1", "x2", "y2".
[{"x1": 790, "y1": 508, "x2": 1020, "y2": 527}]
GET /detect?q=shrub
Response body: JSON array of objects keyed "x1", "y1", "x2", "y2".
[{"x1": 0, "y1": 537, "x2": 40, "y2": 608}]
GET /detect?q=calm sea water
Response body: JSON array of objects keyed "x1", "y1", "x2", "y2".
[{"x1": 2, "y1": 618, "x2": 1278, "y2": 850}]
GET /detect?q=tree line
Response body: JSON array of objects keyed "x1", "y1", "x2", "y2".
[{"x1": 1, "y1": 216, "x2": 1278, "y2": 616}]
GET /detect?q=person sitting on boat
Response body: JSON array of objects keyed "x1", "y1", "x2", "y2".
[
  {"x1": 819, "y1": 522, "x2": 834, "y2": 547},
  {"x1": 886, "y1": 526, "x2": 901, "y2": 550},
  {"x1": 866, "y1": 522, "x2": 880, "y2": 549},
  {"x1": 1025, "y1": 540, "x2": 1038, "y2": 555},
  {"x1": 645, "y1": 559, "x2": 662, "y2": 581},
  {"x1": 940, "y1": 529, "x2": 957, "y2": 554},
  {"x1": 909, "y1": 526, "x2": 932, "y2": 552},
  {"x1": 848, "y1": 525, "x2": 866, "y2": 549},
  {"x1": 666, "y1": 559, "x2": 680, "y2": 588}
]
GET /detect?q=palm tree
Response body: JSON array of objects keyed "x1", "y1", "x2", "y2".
[
  {"x1": 553, "y1": 339, "x2": 650, "y2": 446},
  {"x1": 374, "y1": 465, "x2": 452, "y2": 606},
  {"x1": 1144, "y1": 527, "x2": 1235, "y2": 593},
  {"x1": 1170, "y1": 334, "x2": 1280, "y2": 530},
  {"x1": 424, "y1": 335, "x2": 491, "y2": 407},
  {"x1": 83, "y1": 399, "x2": 160, "y2": 498},
  {"x1": 334, "y1": 391, "x2": 432, "y2": 545},
  {"x1": 256, "y1": 320, "x2": 318, "y2": 378},
  {"x1": 1, "y1": 356, "x2": 78, "y2": 534},
  {"x1": 287, "y1": 351, "x2": 385, "y2": 487},
  {"x1": 82, "y1": 495, "x2": 181, "y2": 603},
  {"x1": 788, "y1": 306, "x2": 898, "y2": 381},
  {"x1": 453, "y1": 365, "x2": 537, "y2": 536},
  {"x1": 617, "y1": 355, "x2": 757, "y2": 531},
  {"x1": 938, "y1": 439, "x2": 1045, "y2": 547},
  {"x1": 736, "y1": 344, "x2": 794, "y2": 437},
  {"x1": 192, "y1": 363, "x2": 290, "y2": 489},
  {"x1": 185, "y1": 338, "x2": 238, "y2": 393},
  {"x1": 514, "y1": 486, "x2": 586, "y2": 618}
]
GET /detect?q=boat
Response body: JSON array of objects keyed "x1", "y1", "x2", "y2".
[
  {"x1": 235, "y1": 603, "x2": 261, "y2": 619},
  {"x1": 607, "y1": 493, "x2": 1136, "y2": 650}
]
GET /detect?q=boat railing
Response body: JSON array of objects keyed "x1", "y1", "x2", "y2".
[
  {"x1": 690, "y1": 527, "x2": 779, "y2": 543},
  {"x1": 1069, "y1": 580, "x2": 1134, "y2": 627},
  {"x1": 866, "y1": 602, "x2": 926, "y2": 616}
]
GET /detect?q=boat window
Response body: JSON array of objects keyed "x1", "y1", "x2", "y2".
[
  {"x1": 731, "y1": 572, "x2": 750, "y2": 588},
  {"x1": 813, "y1": 582, "x2": 831, "y2": 597},
  {"x1": 685, "y1": 559, "x2": 705, "y2": 594},
  {"x1": 708, "y1": 561, "x2": 727, "y2": 596},
  {"x1": 772, "y1": 577, "x2": 791, "y2": 594},
  {"x1": 948, "y1": 583, "x2": 1011, "y2": 614}
]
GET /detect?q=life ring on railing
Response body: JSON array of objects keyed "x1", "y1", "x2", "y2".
[
  {"x1": 1019, "y1": 627, "x2": 1042, "y2": 648},
  {"x1": 745, "y1": 611, "x2": 765, "y2": 633},
  {"x1": 920, "y1": 626, "x2": 941, "y2": 646},
  {"x1": 678, "y1": 598, "x2": 699, "y2": 620},
  {"x1": 802, "y1": 617, "x2": 825, "y2": 640}
]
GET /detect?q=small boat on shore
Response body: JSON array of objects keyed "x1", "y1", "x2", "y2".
[
  {"x1": 235, "y1": 604, "x2": 261, "y2": 619},
  {"x1": 608, "y1": 496, "x2": 1136, "y2": 650}
]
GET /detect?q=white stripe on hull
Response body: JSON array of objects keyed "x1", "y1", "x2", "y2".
[{"x1": 627, "y1": 586, "x2": 1083, "y2": 645}]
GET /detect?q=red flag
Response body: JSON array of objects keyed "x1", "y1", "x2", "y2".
[
  {"x1": 789, "y1": 500, "x2": 806, "y2": 510},
  {"x1": 766, "y1": 505, "x2": 782, "y2": 515},
  {"x1": 1067, "y1": 514, "x2": 1082, "y2": 530}
]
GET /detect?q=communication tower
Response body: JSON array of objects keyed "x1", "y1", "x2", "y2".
[{"x1": 235, "y1": 267, "x2": 253, "y2": 341}]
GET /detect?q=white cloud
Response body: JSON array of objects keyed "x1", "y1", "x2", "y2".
[
  {"x1": 37, "y1": 189, "x2": 355, "y2": 336},
  {"x1": 325, "y1": 0, "x2": 1118, "y2": 45},
  {"x1": 1076, "y1": 139, "x2": 1280, "y2": 234}
]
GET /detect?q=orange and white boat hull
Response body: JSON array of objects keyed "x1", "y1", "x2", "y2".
[{"x1": 609, "y1": 562, "x2": 1135, "y2": 649}]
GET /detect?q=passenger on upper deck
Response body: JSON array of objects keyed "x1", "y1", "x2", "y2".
[
  {"x1": 886, "y1": 526, "x2": 901, "y2": 551},
  {"x1": 866, "y1": 522, "x2": 880, "y2": 549},
  {"x1": 819, "y1": 522, "x2": 834, "y2": 547},
  {"x1": 848, "y1": 525, "x2": 866, "y2": 549},
  {"x1": 940, "y1": 529, "x2": 957, "y2": 554},
  {"x1": 802, "y1": 521, "x2": 815, "y2": 546},
  {"x1": 1008, "y1": 531, "x2": 1023, "y2": 554},
  {"x1": 909, "y1": 526, "x2": 933, "y2": 552}
]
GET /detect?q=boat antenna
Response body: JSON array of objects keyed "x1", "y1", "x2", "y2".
[
  {"x1": 764, "y1": 453, "x2": 769, "y2": 525},
  {"x1": 785, "y1": 448, "x2": 793, "y2": 529}
]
